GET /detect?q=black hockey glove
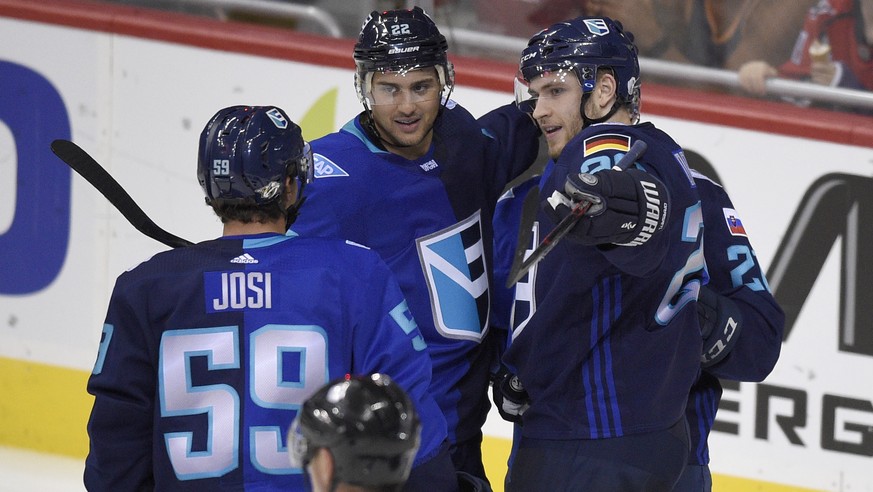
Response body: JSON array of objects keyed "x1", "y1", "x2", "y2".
[
  {"x1": 491, "y1": 366, "x2": 530, "y2": 424},
  {"x1": 457, "y1": 471, "x2": 492, "y2": 492},
  {"x1": 698, "y1": 285, "x2": 744, "y2": 367},
  {"x1": 544, "y1": 168, "x2": 669, "y2": 246}
]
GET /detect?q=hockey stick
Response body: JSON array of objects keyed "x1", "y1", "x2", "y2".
[
  {"x1": 50, "y1": 139, "x2": 194, "y2": 249},
  {"x1": 506, "y1": 140, "x2": 648, "y2": 287}
]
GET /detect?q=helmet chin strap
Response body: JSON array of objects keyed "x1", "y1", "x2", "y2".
[
  {"x1": 361, "y1": 111, "x2": 418, "y2": 152},
  {"x1": 284, "y1": 183, "x2": 307, "y2": 230},
  {"x1": 358, "y1": 66, "x2": 452, "y2": 153},
  {"x1": 580, "y1": 92, "x2": 621, "y2": 129},
  {"x1": 361, "y1": 109, "x2": 385, "y2": 148}
]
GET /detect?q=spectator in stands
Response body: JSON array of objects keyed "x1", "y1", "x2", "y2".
[
  {"x1": 738, "y1": 0, "x2": 873, "y2": 95},
  {"x1": 549, "y1": 0, "x2": 688, "y2": 61},
  {"x1": 529, "y1": 0, "x2": 813, "y2": 70}
]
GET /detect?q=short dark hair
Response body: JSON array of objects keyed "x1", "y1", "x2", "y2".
[{"x1": 209, "y1": 194, "x2": 287, "y2": 224}]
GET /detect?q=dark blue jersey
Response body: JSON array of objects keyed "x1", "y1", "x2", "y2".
[
  {"x1": 291, "y1": 101, "x2": 539, "y2": 447},
  {"x1": 686, "y1": 171, "x2": 785, "y2": 465},
  {"x1": 503, "y1": 122, "x2": 705, "y2": 440},
  {"x1": 84, "y1": 232, "x2": 449, "y2": 491},
  {"x1": 491, "y1": 178, "x2": 540, "y2": 336}
]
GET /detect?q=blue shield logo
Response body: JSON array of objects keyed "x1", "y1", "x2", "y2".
[
  {"x1": 584, "y1": 19, "x2": 610, "y2": 36},
  {"x1": 416, "y1": 211, "x2": 490, "y2": 342},
  {"x1": 265, "y1": 108, "x2": 288, "y2": 129}
]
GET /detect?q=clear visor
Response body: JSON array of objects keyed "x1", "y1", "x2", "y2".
[
  {"x1": 514, "y1": 67, "x2": 594, "y2": 114},
  {"x1": 513, "y1": 73, "x2": 536, "y2": 114},
  {"x1": 359, "y1": 66, "x2": 448, "y2": 106},
  {"x1": 295, "y1": 142, "x2": 314, "y2": 185}
]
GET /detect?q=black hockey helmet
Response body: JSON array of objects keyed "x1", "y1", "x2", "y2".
[
  {"x1": 353, "y1": 6, "x2": 454, "y2": 109},
  {"x1": 516, "y1": 16, "x2": 641, "y2": 122},
  {"x1": 197, "y1": 105, "x2": 313, "y2": 207},
  {"x1": 289, "y1": 373, "x2": 421, "y2": 488}
]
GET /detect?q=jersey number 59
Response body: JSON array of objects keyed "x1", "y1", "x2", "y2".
[{"x1": 159, "y1": 325, "x2": 328, "y2": 480}]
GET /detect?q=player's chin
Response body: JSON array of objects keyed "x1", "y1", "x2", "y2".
[
  {"x1": 391, "y1": 127, "x2": 429, "y2": 145},
  {"x1": 547, "y1": 140, "x2": 566, "y2": 160}
]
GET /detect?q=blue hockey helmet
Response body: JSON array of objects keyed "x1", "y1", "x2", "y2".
[
  {"x1": 289, "y1": 373, "x2": 421, "y2": 487},
  {"x1": 197, "y1": 105, "x2": 313, "y2": 207},
  {"x1": 353, "y1": 7, "x2": 454, "y2": 109},
  {"x1": 516, "y1": 16, "x2": 641, "y2": 121}
]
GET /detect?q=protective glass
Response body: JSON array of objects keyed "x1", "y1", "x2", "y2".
[
  {"x1": 294, "y1": 142, "x2": 314, "y2": 185},
  {"x1": 358, "y1": 66, "x2": 447, "y2": 106},
  {"x1": 514, "y1": 67, "x2": 595, "y2": 114}
]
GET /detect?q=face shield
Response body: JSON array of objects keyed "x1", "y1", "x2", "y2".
[
  {"x1": 356, "y1": 64, "x2": 453, "y2": 109},
  {"x1": 292, "y1": 142, "x2": 314, "y2": 186},
  {"x1": 514, "y1": 66, "x2": 595, "y2": 114}
]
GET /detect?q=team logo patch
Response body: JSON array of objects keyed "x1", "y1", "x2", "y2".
[
  {"x1": 416, "y1": 211, "x2": 490, "y2": 342},
  {"x1": 265, "y1": 108, "x2": 288, "y2": 129},
  {"x1": 723, "y1": 208, "x2": 747, "y2": 236},
  {"x1": 584, "y1": 19, "x2": 611, "y2": 36},
  {"x1": 312, "y1": 153, "x2": 349, "y2": 178},
  {"x1": 420, "y1": 159, "x2": 438, "y2": 172},
  {"x1": 584, "y1": 134, "x2": 631, "y2": 156}
]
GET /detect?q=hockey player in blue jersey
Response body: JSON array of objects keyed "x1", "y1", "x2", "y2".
[
  {"x1": 290, "y1": 7, "x2": 539, "y2": 482},
  {"x1": 495, "y1": 17, "x2": 706, "y2": 490},
  {"x1": 83, "y1": 105, "x2": 457, "y2": 491},
  {"x1": 672, "y1": 170, "x2": 785, "y2": 491},
  {"x1": 491, "y1": 172, "x2": 786, "y2": 491}
]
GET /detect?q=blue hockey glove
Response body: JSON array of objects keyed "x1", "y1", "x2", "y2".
[
  {"x1": 698, "y1": 285, "x2": 744, "y2": 367},
  {"x1": 491, "y1": 366, "x2": 530, "y2": 424},
  {"x1": 544, "y1": 168, "x2": 669, "y2": 246}
]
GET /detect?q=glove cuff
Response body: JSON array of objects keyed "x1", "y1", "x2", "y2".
[{"x1": 616, "y1": 169, "x2": 669, "y2": 246}]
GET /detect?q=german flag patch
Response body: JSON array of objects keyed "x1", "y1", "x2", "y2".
[{"x1": 583, "y1": 133, "x2": 631, "y2": 156}]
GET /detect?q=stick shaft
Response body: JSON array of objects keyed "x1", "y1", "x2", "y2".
[
  {"x1": 50, "y1": 139, "x2": 193, "y2": 248},
  {"x1": 506, "y1": 140, "x2": 648, "y2": 287}
]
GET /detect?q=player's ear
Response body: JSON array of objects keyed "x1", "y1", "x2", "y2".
[
  {"x1": 308, "y1": 448, "x2": 335, "y2": 491},
  {"x1": 597, "y1": 71, "x2": 618, "y2": 102},
  {"x1": 588, "y1": 71, "x2": 618, "y2": 118},
  {"x1": 283, "y1": 175, "x2": 298, "y2": 208}
]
